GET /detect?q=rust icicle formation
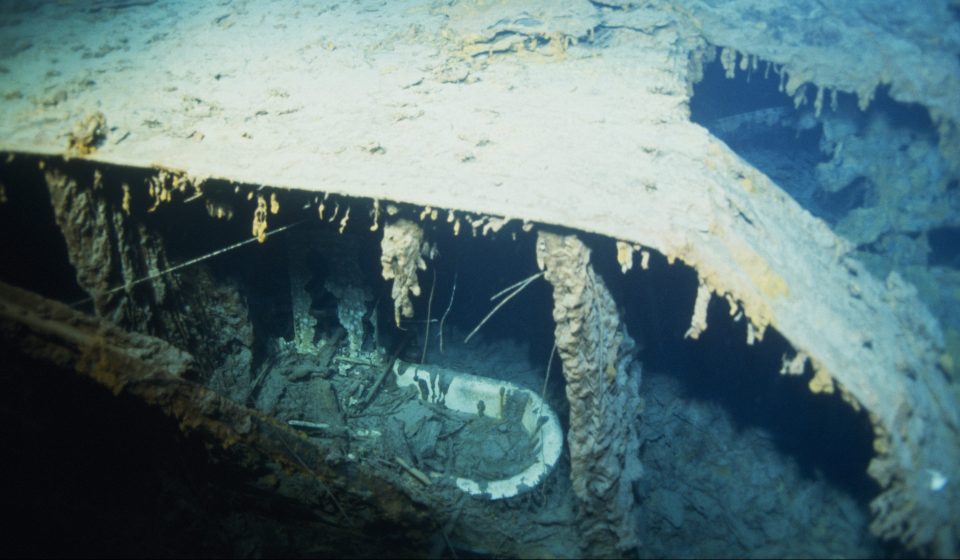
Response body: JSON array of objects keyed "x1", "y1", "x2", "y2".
[
  {"x1": 380, "y1": 219, "x2": 430, "y2": 328},
  {"x1": 537, "y1": 231, "x2": 644, "y2": 555}
]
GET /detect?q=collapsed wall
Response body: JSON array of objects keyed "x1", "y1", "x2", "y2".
[{"x1": 43, "y1": 166, "x2": 252, "y2": 378}]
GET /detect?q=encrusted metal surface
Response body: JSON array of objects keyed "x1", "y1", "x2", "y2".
[{"x1": 1, "y1": 0, "x2": 957, "y2": 553}]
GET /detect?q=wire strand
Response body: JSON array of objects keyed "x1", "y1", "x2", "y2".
[{"x1": 70, "y1": 220, "x2": 305, "y2": 308}]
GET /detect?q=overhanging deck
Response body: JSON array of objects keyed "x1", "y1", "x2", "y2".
[{"x1": 1, "y1": 0, "x2": 957, "y2": 553}]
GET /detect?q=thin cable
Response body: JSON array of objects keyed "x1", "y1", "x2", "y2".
[
  {"x1": 70, "y1": 220, "x2": 305, "y2": 308},
  {"x1": 420, "y1": 268, "x2": 436, "y2": 364},
  {"x1": 464, "y1": 271, "x2": 543, "y2": 344},
  {"x1": 439, "y1": 271, "x2": 457, "y2": 353},
  {"x1": 489, "y1": 270, "x2": 542, "y2": 302}
]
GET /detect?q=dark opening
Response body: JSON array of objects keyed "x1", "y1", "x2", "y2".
[
  {"x1": 930, "y1": 226, "x2": 960, "y2": 268},
  {"x1": 586, "y1": 234, "x2": 879, "y2": 505},
  {"x1": 0, "y1": 157, "x2": 86, "y2": 303},
  {"x1": 690, "y1": 50, "x2": 836, "y2": 222}
]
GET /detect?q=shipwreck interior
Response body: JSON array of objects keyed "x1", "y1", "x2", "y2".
[
  {"x1": 1, "y1": 1, "x2": 959, "y2": 558},
  {"x1": 0, "y1": 158, "x2": 885, "y2": 557}
]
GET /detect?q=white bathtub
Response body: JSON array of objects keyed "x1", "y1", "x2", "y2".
[{"x1": 393, "y1": 359, "x2": 564, "y2": 500}]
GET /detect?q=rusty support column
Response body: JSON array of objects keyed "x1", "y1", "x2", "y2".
[{"x1": 536, "y1": 231, "x2": 644, "y2": 555}]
